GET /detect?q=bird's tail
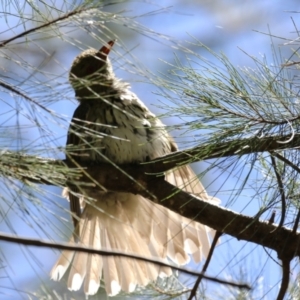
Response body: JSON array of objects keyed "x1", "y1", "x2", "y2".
[{"x1": 51, "y1": 191, "x2": 216, "y2": 296}]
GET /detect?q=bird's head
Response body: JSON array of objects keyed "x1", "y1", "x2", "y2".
[{"x1": 69, "y1": 40, "x2": 115, "y2": 100}]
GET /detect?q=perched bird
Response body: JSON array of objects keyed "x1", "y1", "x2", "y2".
[{"x1": 51, "y1": 41, "x2": 219, "y2": 296}]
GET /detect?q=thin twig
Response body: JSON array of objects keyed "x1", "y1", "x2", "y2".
[
  {"x1": 273, "y1": 152, "x2": 300, "y2": 174},
  {"x1": 0, "y1": 79, "x2": 52, "y2": 114},
  {"x1": 0, "y1": 7, "x2": 89, "y2": 47},
  {"x1": 0, "y1": 231, "x2": 250, "y2": 290},
  {"x1": 276, "y1": 258, "x2": 290, "y2": 300},
  {"x1": 187, "y1": 231, "x2": 222, "y2": 300},
  {"x1": 293, "y1": 208, "x2": 300, "y2": 234},
  {"x1": 271, "y1": 152, "x2": 300, "y2": 233},
  {"x1": 282, "y1": 61, "x2": 300, "y2": 67},
  {"x1": 270, "y1": 155, "x2": 286, "y2": 229}
]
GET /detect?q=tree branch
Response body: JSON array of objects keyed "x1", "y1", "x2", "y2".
[
  {"x1": 276, "y1": 258, "x2": 290, "y2": 300},
  {"x1": 3, "y1": 131, "x2": 300, "y2": 186},
  {"x1": 0, "y1": 231, "x2": 249, "y2": 290},
  {"x1": 188, "y1": 231, "x2": 222, "y2": 300},
  {"x1": 270, "y1": 155, "x2": 286, "y2": 230},
  {"x1": 2, "y1": 133, "x2": 300, "y2": 262},
  {"x1": 86, "y1": 168, "x2": 298, "y2": 261}
]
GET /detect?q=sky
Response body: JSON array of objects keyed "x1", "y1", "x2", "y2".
[{"x1": 0, "y1": 0, "x2": 300, "y2": 299}]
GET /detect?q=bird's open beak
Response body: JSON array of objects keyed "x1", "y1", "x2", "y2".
[{"x1": 97, "y1": 40, "x2": 115, "y2": 61}]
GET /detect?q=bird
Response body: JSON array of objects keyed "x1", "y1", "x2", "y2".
[{"x1": 50, "y1": 40, "x2": 220, "y2": 296}]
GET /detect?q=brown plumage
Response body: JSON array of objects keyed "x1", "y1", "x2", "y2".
[{"x1": 50, "y1": 41, "x2": 220, "y2": 296}]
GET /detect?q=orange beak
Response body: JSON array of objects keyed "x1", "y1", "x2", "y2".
[{"x1": 97, "y1": 40, "x2": 115, "y2": 61}]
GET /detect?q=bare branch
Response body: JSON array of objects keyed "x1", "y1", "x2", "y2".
[
  {"x1": 0, "y1": 231, "x2": 250, "y2": 290},
  {"x1": 188, "y1": 231, "x2": 222, "y2": 300}
]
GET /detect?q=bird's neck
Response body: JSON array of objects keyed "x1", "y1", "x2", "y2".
[{"x1": 75, "y1": 79, "x2": 130, "y2": 103}]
